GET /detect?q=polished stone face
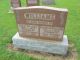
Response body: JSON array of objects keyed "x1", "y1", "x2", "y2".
[{"x1": 13, "y1": 6, "x2": 68, "y2": 41}]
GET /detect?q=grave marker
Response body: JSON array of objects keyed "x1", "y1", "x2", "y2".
[
  {"x1": 41, "y1": 0, "x2": 55, "y2": 5},
  {"x1": 27, "y1": 0, "x2": 39, "y2": 6},
  {"x1": 13, "y1": 6, "x2": 68, "y2": 41},
  {"x1": 9, "y1": 0, "x2": 21, "y2": 13},
  {"x1": 11, "y1": 0, "x2": 21, "y2": 8},
  {"x1": 12, "y1": 6, "x2": 68, "y2": 55}
]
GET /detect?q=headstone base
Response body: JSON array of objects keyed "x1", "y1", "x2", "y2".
[{"x1": 12, "y1": 32, "x2": 68, "y2": 55}]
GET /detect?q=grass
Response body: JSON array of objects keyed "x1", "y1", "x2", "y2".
[{"x1": 0, "y1": 0, "x2": 80, "y2": 60}]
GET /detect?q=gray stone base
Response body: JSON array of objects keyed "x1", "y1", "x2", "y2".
[{"x1": 12, "y1": 32, "x2": 68, "y2": 55}]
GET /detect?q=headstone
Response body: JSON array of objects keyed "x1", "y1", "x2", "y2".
[
  {"x1": 12, "y1": 6, "x2": 68, "y2": 55},
  {"x1": 8, "y1": 0, "x2": 21, "y2": 13},
  {"x1": 13, "y1": 6, "x2": 68, "y2": 41},
  {"x1": 27, "y1": 0, "x2": 39, "y2": 6},
  {"x1": 41, "y1": 0, "x2": 55, "y2": 5},
  {"x1": 11, "y1": 0, "x2": 21, "y2": 8}
]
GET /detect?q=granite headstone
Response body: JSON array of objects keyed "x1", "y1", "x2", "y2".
[
  {"x1": 27, "y1": 0, "x2": 39, "y2": 6},
  {"x1": 12, "y1": 6, "x2": 68, "y2": 55},
  {"x1": 42, "y1": 0, "x2": 55, "y2": 5},
  {"x1": 13, "y1": 6, "x2": 68, "y2": 41},
  {"x1": 11, "y1": 0, "x2": 21, "y2": 8},
  {"x1": 9, "y1": 0, "x2": 21, "y2": 13}
]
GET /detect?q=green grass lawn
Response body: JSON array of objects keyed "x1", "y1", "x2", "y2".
[{"x1": 0, "y1": 0, "x2": 80, "y2": 60}]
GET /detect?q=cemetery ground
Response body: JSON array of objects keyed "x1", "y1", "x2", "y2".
[{"x1": 0, "y1": 0, "x2": 80, "y2": 60}]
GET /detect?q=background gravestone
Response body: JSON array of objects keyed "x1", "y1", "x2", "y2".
[
  {"x1": 8, "y1": 0, "x2": 21, "y2": 13},
  {"x1": 41, "y1": 0, "x2": 55, "y2": 5},
  {"x1": 11, "y1": 0, "x2": 21, "y2": 8},
  {"x1": 27, "y1": 0, "x2": 40, "y2": 6}
]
